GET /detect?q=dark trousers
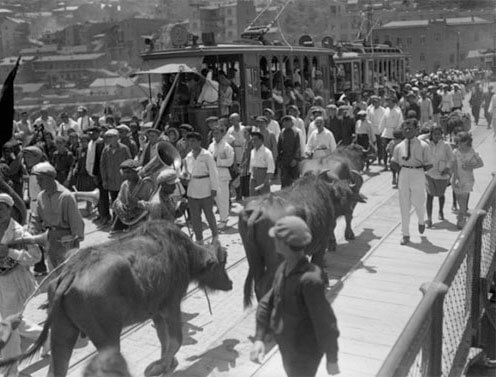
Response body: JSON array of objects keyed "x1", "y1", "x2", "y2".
[
  {"x1": 240, "y1": 175, "x2": 250, "y2": 198},
  {"x1": 280, "y1": 165, "x2": 299, "y2": 188},
  {"x1": 279, "y1": 343, "x2": 322, "y2": 377},
  {"x1": 382, "y1": 137, "x2": 392, "y2": 168},
  {"x1": 471, "y1": 105, "x2": 481, "y2": 124},
  {"x1": 98, "y1": 184, "x2": 110, "y2": 220},
  {"x1": 376, "y1": 134, "x2": 385, "y2": 164},
  {"x1": 188, "y1": 196, "x2": 218, "y2": 241}
]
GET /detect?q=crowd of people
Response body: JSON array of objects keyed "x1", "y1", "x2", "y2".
[{"x1": 0, "y1": 65, "x2": 493, "y2": 377}]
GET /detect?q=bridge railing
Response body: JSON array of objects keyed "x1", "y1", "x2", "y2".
[{"x1": 378, "y1": 173, "x2": 496, "y2": 377}]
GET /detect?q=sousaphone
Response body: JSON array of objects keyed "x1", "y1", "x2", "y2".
[{"x1": 116, "y1": 141, "x2": 182, "y2": 226}]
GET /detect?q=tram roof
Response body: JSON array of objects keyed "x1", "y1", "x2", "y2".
[{"x1": 142, "y1": 43, "x2": 337, "y2": 60}]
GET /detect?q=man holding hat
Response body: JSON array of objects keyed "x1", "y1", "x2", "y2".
[
  {"x1": 30, "y1": 162, "x2": 84, "y2": 268},
  {"x1": 390, "y1": 119, "x2": 432, "y2": 245},
  {"x1": 277, "y1": 115, "x2": 300, "y2": 188},
  {"x1": 100, "y1": 129, "x2": 132, "y2": 222},
  {"x1": 250, "y1": 215, "x2": 340, "y2": 377},
  {"x1": 111, "y1": 159, "x2": 154, "y2": 233},
  {"x1": 0, "y1": 193, "x2": 47, "y2": 376},
  {"x1": 182, "y1": 132, "x2": 219, "y2": 244}
]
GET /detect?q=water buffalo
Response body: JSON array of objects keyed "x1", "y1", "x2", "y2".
[
  {"x1": 240, "y1": 171, "x2": 361, "y2": 307},
  {"x1": 0, "y1": 220, "x2": 232, "y2": 377},
  {"x1": 300, "y1": 150, "x2": 366, "y2": 243}
]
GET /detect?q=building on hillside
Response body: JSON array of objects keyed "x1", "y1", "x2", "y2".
[
  {"x1": 326, "y1": 0, "x2": 495, "y2": 45},
  {"x1": 467, "y1": 49, "x2": 496, "y2": 70},
  {"x1": 32, "y1": 53, "x2": 110, "y2": 86},
  {"x1": 0, "y1": 16, "x2": 31, "y2": 56},
  {"x1": 372, "y1": 16, "x2": 495, "y2": 72},
  {"x1": 189, "y1": 0, "x2": 256, "y2": 43},
  {"x1": 0, "y1": 56, "x2": 36, "y2": 83}
]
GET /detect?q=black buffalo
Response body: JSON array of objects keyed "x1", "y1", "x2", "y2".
[
  {"x1": 0, "y1": 220, "x2": 232, "y2": 377},
  {"x1": 240, "y1": 172, "x2": 361, "y2": 307}
]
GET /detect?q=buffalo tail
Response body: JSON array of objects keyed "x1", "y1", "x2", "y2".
[{"x1": 0, "y1": 271, "x2": 75, "y2": 368}]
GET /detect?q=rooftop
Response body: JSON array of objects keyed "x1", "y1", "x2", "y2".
[
  {"x1": 380, "y1": 16, "x2": 492, "y2": 28},
  {"x1": 89, "y1": 76, "x2": 136, "y2": 88},
  {"x1": 35, "y1": 53, "x2": 107, "y2": 62}
]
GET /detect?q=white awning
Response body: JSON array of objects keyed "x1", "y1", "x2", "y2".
[{"x1": 136, "y1": 57, "x2": 202, "y2": 75}]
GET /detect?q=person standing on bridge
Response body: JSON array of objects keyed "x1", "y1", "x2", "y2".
[
  {"x1": 391, "y1": 119, "x2": 432, "y2": 245},
  {"x1": 250, "y1": 215, "x2": 340, "y2": 377}
]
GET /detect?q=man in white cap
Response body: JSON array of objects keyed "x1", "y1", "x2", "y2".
[
  {"x1": 250, "y1": 215, "x2": 340, "y2": 377},
  {"x1": 0, "y1": 193, "x2": 47, "y2": 375},
  {"x1": 30, "y1": 162, "x2": 84, "y2": 268}
]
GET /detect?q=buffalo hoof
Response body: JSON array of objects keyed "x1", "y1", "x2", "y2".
[
  {"x1": 145, "y1": 357, "x2": 178, "y2": 377},
  {"x1": 344, "y1": 230, "x2": 355, "y2": 241}
]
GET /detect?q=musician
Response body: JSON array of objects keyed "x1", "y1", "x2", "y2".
[
  {"x1": 143, "y1": 169, "x2": 185, "y2": 222},
  {"x1": 30, "y1": 162, "x2": 84, "y2": 269},
  {"x1": 0, "y1": 193, "x2": 46, "y2": 376},
  {"x1": 110, "y1": 160, "x2": 154, "y2": 234}
]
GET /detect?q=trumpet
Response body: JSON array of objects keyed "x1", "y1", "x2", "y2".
[{"x1": 6, "y1": 231, "x2": 49, "y2": 248}]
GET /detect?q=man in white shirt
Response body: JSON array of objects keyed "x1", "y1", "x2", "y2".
[
  {"x1": 249, "y1": 131, "x2": 275, "y2": 196},
  {"x1": 15, "y1": 111, "x2": 33, "y2": 146},
  {"x1": 33, "y1": 107, "x2": 58, "y2": 138},
  {"x1": 263, "y1": 108, "x2": 280, "y2": 141},
  {"x1": 182, "y1": 132, "x2": 219, "y2": 244},
  {"x1": 197, "y1": 70, "x2": 219, "y2": 106},
  {"x1": 226, "y1": 113, "x2": 245, "y2": 200},
  {"x1": 367, "y1": 95, "x2": 386, "y2": 165},
  {"x1": 379, "y1": 96, "x2": 404, "y2": 170},
  {"x1": 76, "y1": 106, "x2": 94, "y2": 133},
  {"x1": 58, "y1": 112, "x2": 81, "y2": 137},
  {"x1": 305, "y1": 117, "x2": 336, "y2": 159},
  {"x1": 208, "y1": 126, "x2": 234, "y2": 230}
]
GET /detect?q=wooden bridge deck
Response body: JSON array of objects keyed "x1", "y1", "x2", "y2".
[{"x1": 18, "y1": 119, "x2": 496, "y2": 377}]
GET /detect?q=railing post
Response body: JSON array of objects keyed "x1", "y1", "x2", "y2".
[
  {"x1": 471, "y1": 210, "x2": 486, "y2": 344},
  {"x1": 420, "y1": 281, "x2": 448, "y2": 377}
]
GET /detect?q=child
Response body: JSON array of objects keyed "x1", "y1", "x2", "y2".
[
  {"x1": 386, "y1": 129, "x2": 403, "y2": 188},
  {"x1": 452, "y1": 132, "x2": 483, "y2": 229},
  {"x1": 250, "y1": 216, "x2": 340, "y2": 377}
]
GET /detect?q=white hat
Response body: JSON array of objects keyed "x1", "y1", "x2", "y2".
[{"x1": 0, "y1": 193, "x2": 14, "y2": 207}]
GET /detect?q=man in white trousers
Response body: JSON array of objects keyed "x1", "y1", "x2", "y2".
[
  {"x1": 208, "y1": 126, "x2": 234, "y2": 231},
  {"x1": 391, "y1": 119, "x2": 432, "y2": 245}
]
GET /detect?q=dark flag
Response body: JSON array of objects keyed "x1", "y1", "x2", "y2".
[
  {"x1": 0, "y1": 56, "x2": 20, "y2": 150},
  {"x1": 152, "y1": 72, "x2": 179, "y2": 130}
]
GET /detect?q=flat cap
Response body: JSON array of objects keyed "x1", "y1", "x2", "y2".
[
  {"x1": 157, "y1": 169, "x2": 179, "y2": 185},
  {"x1": 22, "y1": 146, "x2": 43, "y2": 159},
  {"x1": 186, "y1": 131, "x2": 202, "y2": 141},
  {"x1": 119, "y1": 159, "x2": 140, "y2": 171},
  {"x1": 85, "y1": 126, "x2": 100, "y2": 133},
  {"x1": 145, "y1": 128, "x2": 161, "y2": 135},
  {"x1": 269, "y1": 216, "x2": 312, "y2": 248},
  {"x1": 32, "y1": 162, "x2": 57, "y2": 178},
  {"x1": 326, "y1": 104, "x2": 338, "y2": 109},
  {"x1": 104, "y1": 129, "x2": 119, "y2": 137},
  {"x1": 0, "y1": 193, "x2": 14, "y2": 207},
  {"x1": 357, "y1": 110, "x2": 367, "y2": 116},
  {"x1": 280, "y1": 115, "x2": 293, "y2": 123},
  {"x1": 116, "y1": 124, "x2": 130, "y2": 133},
  {"x1": 370, "y1": 95, "x2": 380, "y2": 101},
  {"x1": 77, "y1": 106, "x2": 87, "y2": 112},
  {"x1": 310, "y1": 106, "x2": 323, "y2": 113},
  {"x1": 205, "y1": 116, "x2": 219, "y2": 123},
  {"x1": 263, "y1": 108, "x2": 274, "y2": 116},
  {"x1": 255, "y1": 115, "x2": 268, "y2": 123},
  {"x1": 179, "y1": 123, "x2": 193, "y2": 131}
]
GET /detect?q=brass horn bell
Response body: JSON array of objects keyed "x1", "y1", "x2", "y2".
[
  {"x1": 73, "y1": 188, "x2": 100, "y2": 206},
  {"x1": 139, "y1": 141, "x2": 182, "y2": 179}
]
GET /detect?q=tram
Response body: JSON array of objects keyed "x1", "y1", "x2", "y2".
[{"x1": 139, "y1": 30, "x2": 408, "y2": 129}]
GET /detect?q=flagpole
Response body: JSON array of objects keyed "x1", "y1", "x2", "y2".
[{"x1": 152, "y1": 71, "x2": 180, "y2": 130}]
